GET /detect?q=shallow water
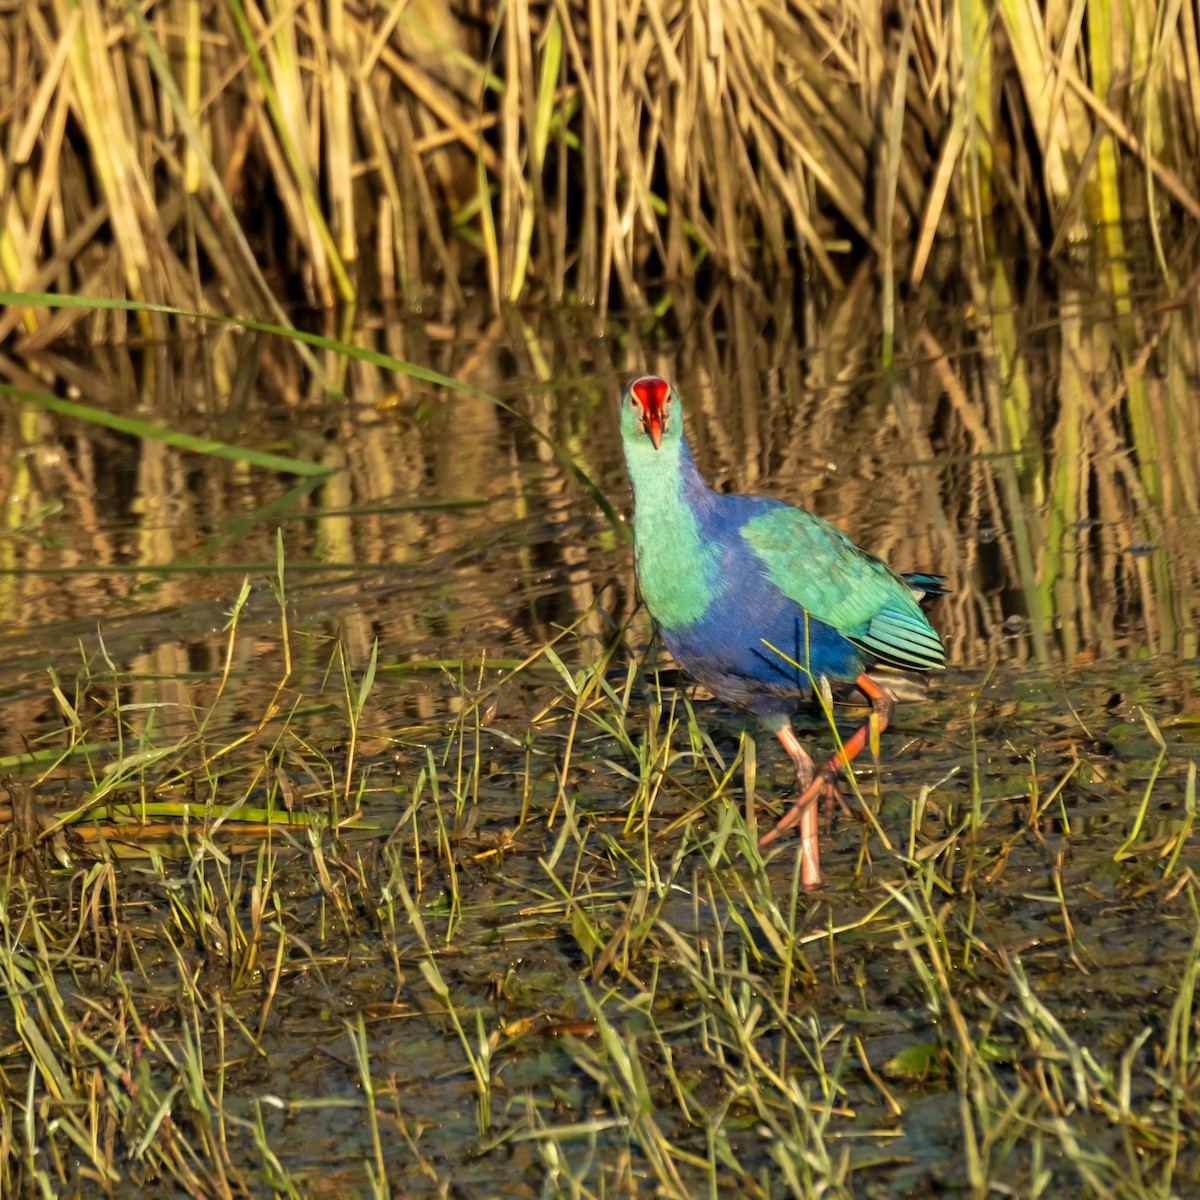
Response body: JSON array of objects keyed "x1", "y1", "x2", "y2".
[
  {"x1": 3, "y1": 257, "x2": 1200, "y2": 1195},
  {"x1": 3, "y1": 271, "x2": 1198, "y2": 720}
]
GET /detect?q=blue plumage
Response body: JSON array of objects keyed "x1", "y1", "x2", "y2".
[
  {"x1": 652, "y1": 495, "x2": 869, "y2": 715},
  {"x1": 620, "y1": 374, "x2": 946, "y2": 886}
]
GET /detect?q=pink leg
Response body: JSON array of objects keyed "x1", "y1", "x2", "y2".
[
  {"x1": 775, "y1": 721, "x2": 815, "y2": 791},
  {"x1": 759, "y1": 674, "x2": 895, "y2": 887},
  {"x1": 770, "y1": 720, "x2": 822, "y2": 889}
]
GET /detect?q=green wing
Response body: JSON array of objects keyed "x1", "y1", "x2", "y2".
[{"x1": 740, "y1": 506, "x2": 945, "y2": 671}]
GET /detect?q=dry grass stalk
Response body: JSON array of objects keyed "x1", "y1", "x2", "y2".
[{"x1": 0, "y1": 0, "x2": 1198, "y2": 333}]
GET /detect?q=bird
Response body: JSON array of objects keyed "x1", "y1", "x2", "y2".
[{"x1": 619, "y1": 374, "x2": 945, "y2": 887}]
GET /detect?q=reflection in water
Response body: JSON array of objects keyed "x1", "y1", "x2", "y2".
[{"x1": 0, "y1": 255, "x2": 1198, "y2": 760}]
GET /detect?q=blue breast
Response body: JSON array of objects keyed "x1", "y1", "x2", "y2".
[{"x1": 656, "y1": 521, "x2": 867, "y2": 718}]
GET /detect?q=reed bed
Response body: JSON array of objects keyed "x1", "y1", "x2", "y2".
[{"x1": 1, "y1": 0, "x2": 1199, "y2": 336}]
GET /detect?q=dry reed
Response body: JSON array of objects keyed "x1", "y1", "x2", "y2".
[{"x1": 1, "y1": 0, "x2": 1198, "y2": 337}]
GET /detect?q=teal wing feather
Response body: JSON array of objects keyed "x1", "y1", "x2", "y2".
[{"x1": 740, "y1": 506, "x2": 945, "y2": 671}]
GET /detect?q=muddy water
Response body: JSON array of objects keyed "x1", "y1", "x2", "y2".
[{"x1": 3, "y1": 273, "x2": 1197, "y2": 741}]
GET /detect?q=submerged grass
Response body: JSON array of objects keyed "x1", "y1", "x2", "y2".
[{"x1": 2, "y1": 575, "x2": 1199, "y2": 1195}]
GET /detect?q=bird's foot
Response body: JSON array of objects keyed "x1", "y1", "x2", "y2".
[
  {"x1": 758, "y1": 774, "x2": 825, "y2": 889},
  {"x1": 820, "y1": 772, "x2": 853, "y2": 824}
]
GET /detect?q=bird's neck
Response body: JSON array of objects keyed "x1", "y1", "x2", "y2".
[
  {"x1": 625, "y1": 434, "x2": 712, "y2": 519},
  {"x1": 625, "y1": 436, "x2": 717, "y2": 626}
]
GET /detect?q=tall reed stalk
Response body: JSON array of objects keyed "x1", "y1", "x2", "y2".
[{"x1": 1, "y1": 0, "x2": 1198, "y2": 330}]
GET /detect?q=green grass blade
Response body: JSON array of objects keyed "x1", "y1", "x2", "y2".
[{"x1": 0, "y1": 382, "x2": 330, "y2": 477}]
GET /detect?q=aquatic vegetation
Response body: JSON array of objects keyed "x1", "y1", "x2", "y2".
[{"x1": 1, "y1": 542, "x2": 1199, "y2": 1195}]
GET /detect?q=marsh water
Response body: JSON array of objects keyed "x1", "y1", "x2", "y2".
[{"x1": 3, "y1": 255, "x2": 1200, "y2": 1195}]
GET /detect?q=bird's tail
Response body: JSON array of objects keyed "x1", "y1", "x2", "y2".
[{"x1": 901, "y1": 573, "x2": 949, "y2": 602}]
